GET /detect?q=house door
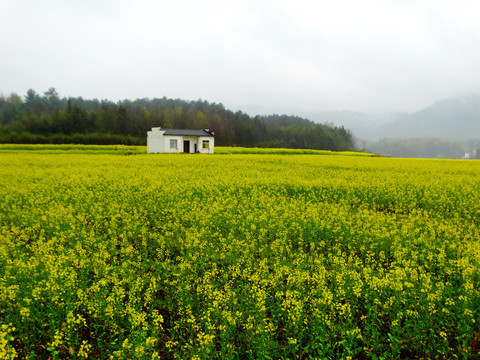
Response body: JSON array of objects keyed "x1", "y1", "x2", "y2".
[{"x1": 183, "y1": 140, "x2": 190, "y2": 153}]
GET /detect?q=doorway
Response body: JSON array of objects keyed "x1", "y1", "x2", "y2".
[{"x1": 183, "y1": 140, "x2": 190, "y2": 153}]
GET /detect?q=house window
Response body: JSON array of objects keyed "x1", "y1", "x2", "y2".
[
  {"x1": 170, "y1": 139, "x2": 178, "y2": 149},
  {"x1": 202, "y1": 140, "x2": 209, "y2": 149}
]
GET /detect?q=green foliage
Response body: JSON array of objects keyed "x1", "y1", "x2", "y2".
[
  {"x1": 0, "y1": 131, "x2": 143, "y2": 145},
  {"x1": 0, "y1": 88, "x2": 355, "y2": 151}
]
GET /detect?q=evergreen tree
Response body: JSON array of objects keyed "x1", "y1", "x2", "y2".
[{"x1": 0, "y1": 88, "x2": 355, "y2": 151}]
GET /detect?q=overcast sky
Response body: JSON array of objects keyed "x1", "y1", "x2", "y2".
[{"x1": 1, "y1": 0, "x2": 480, "y2": 115}]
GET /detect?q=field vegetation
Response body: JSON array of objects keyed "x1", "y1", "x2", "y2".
[
  {"x1": 0, "y1": 144, "x2": 372, "y2": 157},
  {"x1": 0, "y1": 146, "x2": 479, "y2": 359}
]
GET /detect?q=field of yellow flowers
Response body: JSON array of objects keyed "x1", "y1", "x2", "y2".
[{"x1": 1, "y1": 146, "x2": 479, "y2": 359}]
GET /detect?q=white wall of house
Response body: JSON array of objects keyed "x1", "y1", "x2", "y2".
[
  {"x1": 163, "y1": 136, "x2": 183, "y2": 153},
  {"x1": 198, "y1": 136, "x2": 215, "y2": 154},
  {"x1": 147, "y1": 127, "x2": 215, "y2": 154},
  {"x1": 147, "y1": 127, "x2": 165, "y2": 153}
]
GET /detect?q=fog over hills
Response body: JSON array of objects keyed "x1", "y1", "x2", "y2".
[
  {"x1": 305, "y1": 111, "x2": 406, "y2": 141},
  {"x1": 304, "y1": 94, "x2": 480, "y2": 158},
  {"x1": 307, "y1": 94, "x2": 480, "y2": 142},
  {"x1": 377, "y1": 94, "x2": 480, "y2": 140}
]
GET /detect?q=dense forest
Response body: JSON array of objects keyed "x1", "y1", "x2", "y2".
[{"x1": 0, "y1": 88, "x2": 354, "y2": 151}]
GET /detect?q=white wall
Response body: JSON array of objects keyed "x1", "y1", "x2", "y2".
[
  {"x1": 163, "y1": 136, "x2": 183, "y2": 153},
  {"x1": 147, "y1": 127, "x2": 215, "y2": 153},
  {"x1": 198, "y1": 136, "x2": 215, "y2": 154},
  {"x1": 147, "y1": 127, "x2": 165, "y2": 153}
]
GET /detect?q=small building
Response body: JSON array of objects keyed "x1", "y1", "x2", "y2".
[
  {"x1": 147, "y1": 127, "x2": 215, "y2": 154},
  {"x1": 463, "y1": 149, "x2": 477, "y2": 159}
]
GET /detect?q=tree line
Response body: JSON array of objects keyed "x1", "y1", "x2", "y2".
[{"x1": 0, "y1": 88, "x2": 354, "y2": 150}]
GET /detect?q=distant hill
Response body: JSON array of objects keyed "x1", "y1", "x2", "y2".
[
  {"x1": 307, "y1": 94, "x2": 480, "y2": 141},
  {"x1": 306, "y1": 111, "x2": 406, "y2": 140},
  {"x1": 304, "y1": 94, "x2": 480, "y2": 158},
  {"x1": 377, "y1": 94, "x2": 480, "y2": 139}
]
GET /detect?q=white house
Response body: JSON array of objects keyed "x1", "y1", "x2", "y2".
[{"x1": 147, "y1": 127, "x2": 215, "y2": 154}]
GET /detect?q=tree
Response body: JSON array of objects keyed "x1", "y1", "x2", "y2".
[
  {"x1": 116, "y1": 106, "x2": 128, "y2": 135},
  {"x1": 43, "y1": 87, "x2": 62, "y2": 112},
  {"x1": 24, "y1": 89, "x2": 45, "y2": 114},
  {"x1": 0, "y1": 93, "x2": 22, "y2": 125},
  {"x1": 0, "y1": 88, "x2": 356, "y2": 150},
  {"x1": 65, "y1": 98, "x2": 90, "y2": 134}
]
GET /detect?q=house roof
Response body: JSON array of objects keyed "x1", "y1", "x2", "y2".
[{"x1": 163, "y1": 129, "x2": 214, "y2": 137}]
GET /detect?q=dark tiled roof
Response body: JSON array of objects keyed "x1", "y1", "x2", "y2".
[{"x1": 163, "y1": 129, "x2": 214, "y2": 137}]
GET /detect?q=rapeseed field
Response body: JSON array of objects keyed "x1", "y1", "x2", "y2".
[{"x1": 0, "y1": 147, "x2": 479, "y2": 359}]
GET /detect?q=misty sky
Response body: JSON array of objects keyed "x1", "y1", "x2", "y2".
[{"x1": 1, "y1": 0, "x2": 480, "y2": 115}]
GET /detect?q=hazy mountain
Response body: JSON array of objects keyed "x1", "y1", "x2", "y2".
[
  {"x1": 377, "y1": 94, "x2": 480, "y2": 139},
  {"x1": 305, "y1": 111, "x2": 407, "y2": 140},
  {"x1": 306, "y1": 94, "x2": 480, "y2": 142}
]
